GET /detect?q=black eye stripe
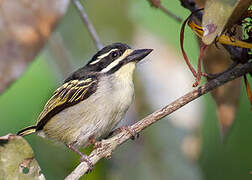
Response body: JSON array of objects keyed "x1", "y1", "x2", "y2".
[
  {"x1": 98, "y1": 51, "x2": 121, "y2": 70},
  {"x1": 86, "y1": 43, "x2": 131, "y2": 72},
  {"x1": 92, "y1": 50, "x2": 122, "y2": 71},
  {"x1": 89, "y1": 51, "x2": 119, "y2": 71}
]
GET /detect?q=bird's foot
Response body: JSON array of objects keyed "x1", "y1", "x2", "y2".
[
  {"x1": 118, "y1": 126, "x2": 139, "y2": 140},
  {"x1": 93, "y1": 141, "x2": 102, "y2": 149},
  {"x1": 107, "y1": 126, "x2": 139, "y2": 140},
  {"x1": 88, "y1": 135, "x2": 96, "y2": 147},
  {"x1": 66, "y1": 143, "x2": 94, "y2": 173},
  {"x1": 80, "y1": 154, "x2": 94, "y2": 173}
]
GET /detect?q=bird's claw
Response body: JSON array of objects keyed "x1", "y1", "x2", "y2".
[
  {"x1": 119, "y1": 126, "x2": 139, "y2": 140},
  {"x1": 80, "y1": 154, "x2": 94, "y2": 173}
]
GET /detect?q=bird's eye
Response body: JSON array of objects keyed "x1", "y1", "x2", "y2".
[{"x1": 111, "y1": 51, "x2": 119, "y2": 58}]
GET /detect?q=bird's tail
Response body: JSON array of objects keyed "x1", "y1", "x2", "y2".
[{"x1": 17, "y1": 126, "x2": 37, "y2": 136}]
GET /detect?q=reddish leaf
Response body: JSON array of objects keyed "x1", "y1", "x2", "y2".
[
  {"x1": 180, "y1": 9, "x2": 208, "y2": 87},
  {"x1": 180, "y1": 11, "x2": 198, "y2": 78},
  {"x1": 193, "y1": 44, "x2": 207, "y2": 87}
]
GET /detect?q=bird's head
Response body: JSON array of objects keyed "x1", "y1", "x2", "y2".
[
  {"x1": 86, "y1": 43, "x2": 153, "y2": 75},
  {"x1": 64, "y1": 43, "x2": 152, "y2": 83}
]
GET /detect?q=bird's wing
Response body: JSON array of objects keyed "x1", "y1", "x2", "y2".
[{"x1": 36, "y1": 77, "x2": 98, "y2": 130}]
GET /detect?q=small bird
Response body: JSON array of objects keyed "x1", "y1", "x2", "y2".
[{"x1": 17, "y1": 43, "x2": 152, "y2": 170}]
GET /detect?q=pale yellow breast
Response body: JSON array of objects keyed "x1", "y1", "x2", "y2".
[{"x1": 41, "y1": 63, "x2": 136, "y2": 147}]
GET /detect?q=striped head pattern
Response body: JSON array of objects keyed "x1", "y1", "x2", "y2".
[{"x1": 86, "y1": 43, "x2": 152, "y2": 74}]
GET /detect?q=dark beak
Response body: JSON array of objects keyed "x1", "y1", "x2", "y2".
[{"x1": 127, "y1": 49, "x2": 153, "y2": 63}]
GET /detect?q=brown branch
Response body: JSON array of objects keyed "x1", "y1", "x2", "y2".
[
  {"x1": 65, "y1": 62, "x2": 252, "y2": 180},
  {"x1": 72, "y1": 0, "x2": 103, "y2": 50}
]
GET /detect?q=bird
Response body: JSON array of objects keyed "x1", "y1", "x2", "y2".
[{"x1": 17, "y1": 43, "x2": 152, "y2": 171}]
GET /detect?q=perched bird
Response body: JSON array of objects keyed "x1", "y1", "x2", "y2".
[{"x1": 17, "y1": 43, "x2": 152, "y2": 170}]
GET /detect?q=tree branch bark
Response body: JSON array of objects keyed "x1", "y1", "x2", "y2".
[{"x1": 65, "y1": 62, "x2": 252, "y2": 180}]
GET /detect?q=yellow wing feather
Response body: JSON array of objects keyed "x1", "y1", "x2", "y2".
[{"x1": 36, "y1": 77, "x2": 97, "y2": 129}]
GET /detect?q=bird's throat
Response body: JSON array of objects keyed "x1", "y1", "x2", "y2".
[{"x1": 114, "y1": 62, "x2": 136, "y2": 82}]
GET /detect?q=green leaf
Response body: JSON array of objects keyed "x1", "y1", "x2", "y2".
[{"x1": 0, "y1": 134, "x2": 45, "y2": 180}]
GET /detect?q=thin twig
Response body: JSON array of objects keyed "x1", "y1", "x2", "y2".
[
  {"x1": 65, "y1": 62, "x2": 252, "y2": 180},
  {"x1": 180, "y1": 0, "x2": 202, "y2": 20},
  {"x1": 159, "y1": 5, "x2": 182, "y2": 22},
  {"x1": 148, "y1": 0, "x2": 182, "y2": 22},
  {"x1": 72, "y1": 0, "x2": 103, "y2": 50}
]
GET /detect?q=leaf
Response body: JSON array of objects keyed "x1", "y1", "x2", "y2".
[
  {"x1": 188, "y1": 20, "x2": 252, "y2": 48},
  {"x1": 202, "y1": 44, "x2": 241, "y2": 140},
  {"x1": 202, "y1": 0, "x2": 252, "y2": 44},
  {"x1": 0, "y1": 134, "x2": 45, "y2": 180},
  {"x1": 0, "y1": 0, "x2": 70, "y2": 94}
]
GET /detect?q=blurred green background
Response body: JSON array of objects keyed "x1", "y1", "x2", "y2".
[{"x1": 1, "y1": 0, "x2": 252, "y2": 179}]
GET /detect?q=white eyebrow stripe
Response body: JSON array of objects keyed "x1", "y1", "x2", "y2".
[
  {"x1": 101, "y1": 49, "x2": 133, "y2": 73},
  {"x1": 89, "y1": 49, "x2": 118, "y2": 65}
]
